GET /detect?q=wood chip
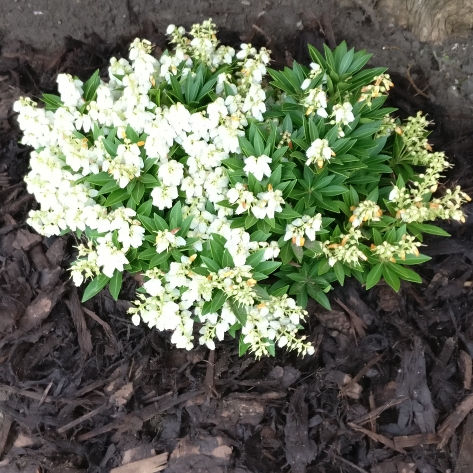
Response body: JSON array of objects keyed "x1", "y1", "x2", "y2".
[
  {"x1": 122, "y1": 444, "x2": 156, "y2": 465},
  {"x1": 335, "y1": 297, "x2": 368, "y2": 337},
  {"x1": 393, "y1": 433, "x2": 440, "y2": 449},
  {"x1": 454, "y1": 412, "x2": 473, "y2": 473},
  {"x1": 348, "y1": 422, "x2": 406, "y2": 454},
  {"x1": 110, "y1": 382, "x2": 134, "y2": 407},
  {"x1": 110, "y1": 452, "x2": 168, "y2": 473},
  {"x1": 438, "y1": 393, "x2": 473, "y2": 449},
  {"x1": 430, "y1": 337, "x2": 455, "y2": 394},
  {"x1": 18, "y1": 284, "x2": 66, "y2": 334},
  {"x1": 83, "y1": 307, "x2": 122, "y2": 353},
  {"x1": 77, "y1": 390, "x2": 204, "y2": 441},
  {"x1": 12, "y1": 229, "x2": 42, "y2": 251},
  {"x1": 205, "y1": 349, "x2": 215, "y2": 398},
  {"x1": 397, "y1": 337, "x2": 436, "y2": 434},
  {"x1": 57, "y1": 404, "x2": 108, "y2": 434},
  {"x1": 397, "y1": 462, "x2": 417, "y2": 473},
  {"x1": 340, "y1": 353, "x2": 383, "y2": 397},
  {"x1": 38, "y1": 381, "x2": 54, "y2": 407},
  {"x1": 66, "y1": 289, "x2": 93, "y2": 357},
  {"x1": 0, "y1": 417, "x2": 12, "y2": 457},
  {"x1": 459, "y1": 350, "x2": 472, "y2": 390},
  {"x1": 352, "y1": 395, "x2": 408, "y2": 426}
]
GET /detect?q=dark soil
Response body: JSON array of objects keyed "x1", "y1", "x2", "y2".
[{"x1": 1, "y1": 8, "x2": 473, "y2": 473}]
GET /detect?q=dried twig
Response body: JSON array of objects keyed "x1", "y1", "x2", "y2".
[
  {"x1": 351, "y1": 395, "x2": 408, "y2": 425},
  {"x1": 57, "y1": 404, "x2": 108, "y2": 434},
  {"x1": 406, "y1": 64, "x2": 429, "y2": 98},
  {"x1": 333, "y1": 454, "x2": 369, "y2": 473},
  {"x1": 348, "y1": 422, "x2": 406, "y2": 454},
  {"x1": 340, "y1": 353, "x2": 383, "y2": 396}
]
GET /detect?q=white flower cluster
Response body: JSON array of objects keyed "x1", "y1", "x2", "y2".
[
  {"x1": 284, "y1": 214, "x2": 323, "y2": 246},
  {"x1": 301, "y1": 62, "x2": 322, "y2": 90},
  {"x1": 301, "y1": 87, "x2": 328, "y2": 117},
  {"x1": 349, "y1": 200, "x2": 383, "y2": 227},
  {"x1": 129, "y1": 257, "x2": 314, "y2": 357},
  {"x1": 322, "y1": 228, "x2": 368, "y2": 267},
  {"x1": 14, "y1": 24, "x2": 278, "y2": 275},
  {"x1": 332, "y1": 102, "x2": 355, "y2": 126},
  {"x1": 227, "y1": 183, "x2": 284, "y2": 220},
  {"x1": 370, "y1": 235, "x2": 421, "y2": 262},
  {"x1": 359, "y1": 73, "x2": 394, "y2": 104},
  {"x1": 390, "y1": 185, "x2": 470, "y2": 223},
  {"x1": 306, "y1": 138, "x2": 334, "y2": 168}
]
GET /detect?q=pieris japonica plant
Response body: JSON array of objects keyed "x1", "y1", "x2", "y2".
[{"x1": 14, "y1": 20, "x2": 470, "y2": 358}]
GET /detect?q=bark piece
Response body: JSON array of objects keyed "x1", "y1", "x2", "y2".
[
  {"x1": 45, "y1": 237, "x2": 66, "y2": 266},
  {"x1": 284, "y1": 385, "x2": 317, "y2": 473},
  {"x1": 83, "y1": 307, "x2": 122, "y2": 353},
  {"x1": 459, "y1": 350, "x2": 472, "y2": 390},
  {"x1": 454, "y1": 413, "x2": 473, "y2": 473},
  {"x1": 111, "y1": 452, "x2": 168, "y2": 473},
  {"x1": 393, "y1": 433, "x2": 440, "y2": 449},
  {"x1": 12, "y1": 229, "x2": 42, "y2": 251},
  {"x1": 352, "y1": 395, "x2": 408, "y2": 426},
  {"x1": 438, "y1": 393, "x2": 473, "y2": 449},
  {"x1": 348, "y1": 422, "x2": 406, "y2": 454},
  {"x1": 165, "y1": 435, "x2": 231, "y2": 473},
  {"x1": 210, "y1": 394, "x2": 265, "y2": 427},
  {"x1": 66, "y1": 289, "x2": 93, "y2": 357},
  {"x1": 110, "y1": 382, "x2": 134, "y2": 407},
  {"x1": 57, "y1": 405, "x2": 108, "y2": 434},
  {"x1": 326, "y1": 370, "x2": 363, "y2": 400},
  {"x1": 0, "y1": 417, "x2": 12, "y2": 457},
  {"x1": 396, "y1": 338, "x2": 436, "y2": 434}
]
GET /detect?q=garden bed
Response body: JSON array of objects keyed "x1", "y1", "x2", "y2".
[{"x1": 1, "y1": 6, "x2": 473, "y2": 473}]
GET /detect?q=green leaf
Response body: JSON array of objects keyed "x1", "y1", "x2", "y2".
[
  {"x1": 109, "y1": 270, "x2": 123, "y2": 301},
  {"x1": 366, "y1": 263, "x2": 383, "y2": 289},
  {"x1": 333, "y1": 262, "x2": 345, "y2": 285},
  {"x1": 81, "y1": 274, "x2": 111, "y2": 302},
  {"x1": 86, "y1": 172, "x2": 113, "y2": 186},
  {"x1": 280, "y1": 242, "x2": 293, "y2": 265},
  {"x1": 407, "y1": 223, "x2": 450, "y2": 237},
  {"x1": 104, "y1": 188, "x2": 129, "y2": 206},
  {"x1": 390, "y1": 264, "x2": 422, "y2": 283},
  {"x1": 307, "y1": 285, "x2": 331, "y2": 310},
  {"x1": 41, "y1": 93, "x2": 64, "y2": 111},
  {"x1": 382, "y1": 264, "x2": 401, "y2": 292},
  {"x1": 153, "y1": 214, "x2": 168, "y2": 231},
  {"x1": 137, "y1": 199, "x2": 152, "y2": 217},
  {"x1": 246, "y1": 249, "x2": 267, "y2": 268},
  {"x1": 229, "y1": 299, "x2": 248, "y2": 325},
  {"x1": 131, "y1": 181, "x2": 145, "y2": 205},
  {"x1": 254, "y1": 261, "x2": 281, "y2": 275},
  {"x1": 222, "y1": 249, "x2": 235, "y2": 268},
  {"x1": 83, "y1": 69, "x2": 101, "y2": 102},
  {"x1": 201, "y1": 256, "x2": 221, "y2": 272},
  {"x1": 169, "y1": 201, "x2": 183, "y2": 228},
  {"x1": 239, "y1": 334, "x2": 251, "y2": 356},
  {"x1": 210, "y1": 289, "x2": 227, "y2": 313},
  {"x1": 210, "y1": 239, "x2": 224, "y2": 267},
  {"x1": 265, "y1": 339, "x2": 276, "y2": 357},
  {"x1": 292, "y1": 244, "x2": 304, "y2": 263},
  {"x1": 277, "y1": 206, "x2": 301, "y2": 219},
  {"x1": 149, "y1": 252, "x2": 171, "y2": 268},
  {"x1": 138, "y1": 214, "x2": 157, "y2": 233}
]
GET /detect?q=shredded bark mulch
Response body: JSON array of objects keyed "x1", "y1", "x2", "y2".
[{"x1": 1, "y1": 19, "x2": 473, "y2": 473}]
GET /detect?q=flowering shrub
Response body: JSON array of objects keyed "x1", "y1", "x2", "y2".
[{"x1": 14, "y1": 21, "x2": 470, "y2": 357}]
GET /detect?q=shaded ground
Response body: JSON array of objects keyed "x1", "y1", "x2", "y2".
[{"x1": 1, "y1": 7, "x2": 473, "y2": 473}]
